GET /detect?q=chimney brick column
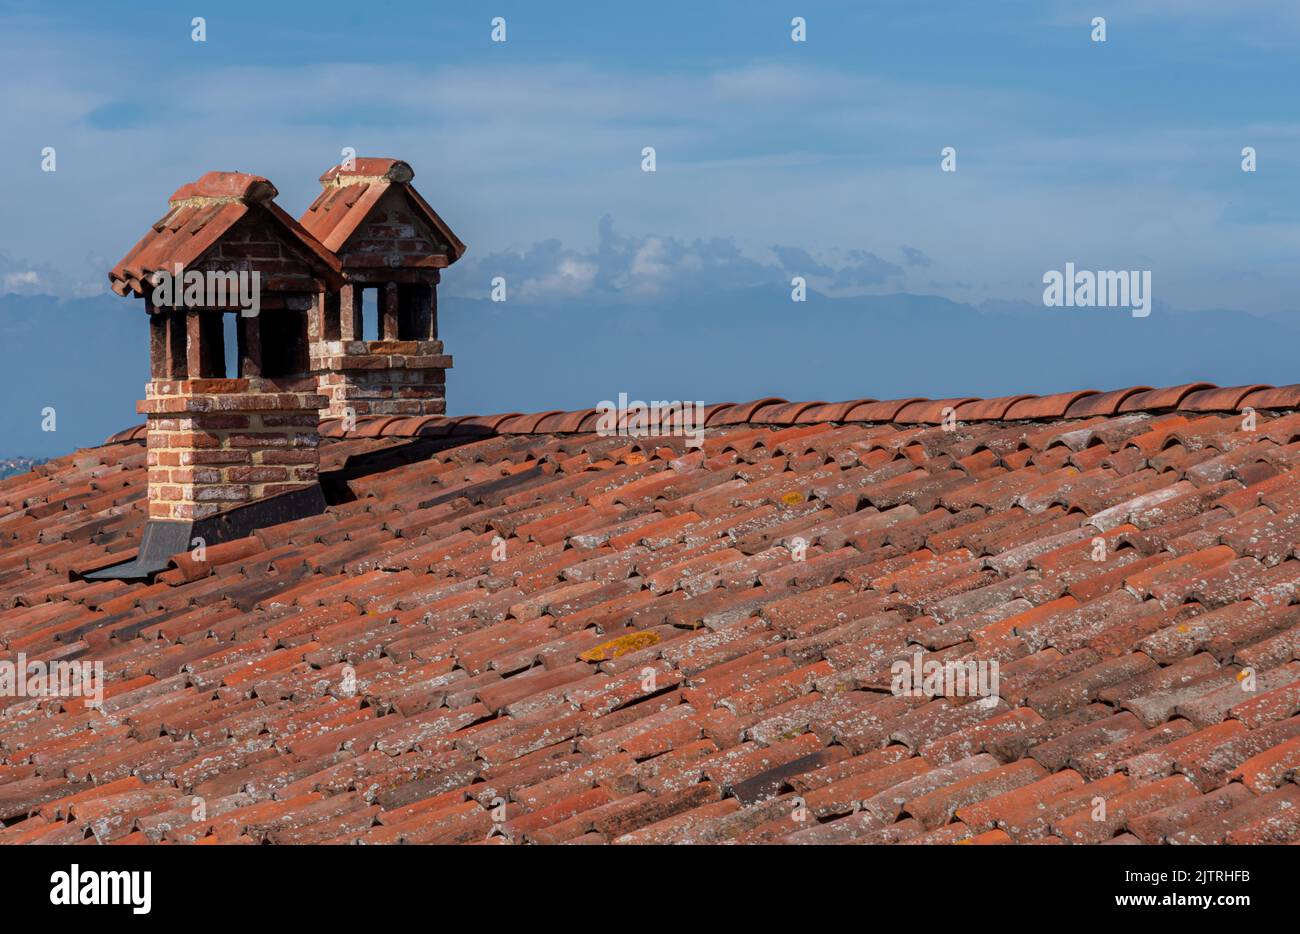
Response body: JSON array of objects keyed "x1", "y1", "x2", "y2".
[
  {"x1": 139, "y1": 377, "x2": 325, "y2": 520},
  {"x1": 310, "y1": 340, "x2": 451, "y2": 419}
]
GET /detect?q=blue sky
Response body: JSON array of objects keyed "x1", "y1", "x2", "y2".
[{"x1": 1, "y1": 1, "x2": 1298, "y2": 308}]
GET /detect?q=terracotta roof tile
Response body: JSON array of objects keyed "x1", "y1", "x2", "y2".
[
  {"x1": 1004, "y1": 390, "x2": 1099, "y2": 421},
  {"x1": 351, "y1": 416, "x2": 400, "y2": 438},
  {"x1": 452, "y1": 413, "x2": 522, "y2": 433},
  {"x1": 794, "y1": 400, "x2": 876, "y2": 423},
  {"x1": 841, "y1": 398, "x2": 924, "y2": 422},
  {"x1": 1180, "y1": 385, "x2": 1272, "y2": 413},
  {"x1": 504, "y1": 411, "x2": 565, "y2": 434},
  {"x1": 752, "y1": 401, "x2": 824, "y2": 426},
  {"x1": 1241, "y1": 384, "x2": 1300, "y2": 410},
  {"x1": 956, "y1": 395, "x2": 1037, "y2": 421},
  {"x1": 1062, "y1": 386, "x2": 1151, "y2": 418},
  {"x1": 894, "y1": 398, "x2": 979, "y2": 425},
  {"x1": 713, "y1": 398, "x2": 788, "y2": 425},
  {"x1": 380, "y1": 415, "x2": 442, "y2": 437},
  {"x1": 1118, "y1": 382, "x2": 1217, "y2": 413},
  {"x1": 539, "y1": 410, "x2": 591, "y2": 433}
]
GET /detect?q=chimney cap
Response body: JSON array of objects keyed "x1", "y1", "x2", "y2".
[
  {"x1": 302, "y1": 157, "x2": 465, "y2": 263},
  {"x1": 110, "y1": 170, "x2": 342, "y2": 297},
  {"x1": 320, "y1": 158, "x2": 414, "y2": 185},
  {"x1": 168, "y1": 171, "x2": 278, "y2": 205}
]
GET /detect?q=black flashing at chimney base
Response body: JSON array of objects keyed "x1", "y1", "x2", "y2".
[{"x1": 77, "y1": 484, "x2": 326, "y2": 582}]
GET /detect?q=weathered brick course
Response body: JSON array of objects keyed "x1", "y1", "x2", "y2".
[
  {"x1": 139, "y1": 379, "x2": 324, "y2": 520},
  {"x1": 310, "y1": 339, "x2": 451, "y2": 418}
]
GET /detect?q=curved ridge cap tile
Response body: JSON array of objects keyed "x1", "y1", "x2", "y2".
[
  {"x1": 748, "y1": 399, "x2": 793, "y2": 424},
  {"x1": 353, "y1": 416, "x2": 399, "y2": 438},
  {"x1": 1179, "y1": 384, "x2": 1271, "y2": 413},
  {"x1": 702, "y1": 403, "x2": 737, "y2": 426},
  {"x1": 758, "y1": 401, "x2": 825, "y2": 426},
  {"x1": 895, "y1": 397, "x2": 978, "y2": 424},
  {"x1": 105, "y1": 423, "x2": 148, "y2": 443},
  {"x1": 1118, "y1": 382, "x2": 1216, "y2": 413},
  {"x1": 1063, "y1": 386, "x2": 1151, "y2": 418},
  {"x1": 533, "y1": 411, "x2": 574, "y2": 433},
  {"x1": 713, "y1": 398, "x2": 787, "y2": 425},
  {"x1": 1239, "y1": 384, "x2": 1300, "y2": 410},
  {"x1": 614, "y1": 408, "x2": 648, "y2": 430},
  {"x1": 454, "y1": 413, "x2": 520, "y2": 432},
  {"x1": 379, "y1": 416, "x2": 431, "y2": 437},
  {"x1": 576, "y1": 410, "x2": 604, "y2": 433},
  {"x1": 614, "y1": 404, "x2": 697, "y2": 433},
  {"x1": 843, "y1": 398, "x2": 926, "y2": 422},
  {"x1": 644, "y1": 405, "x2": 694, "y2": 432},
  {"x1": 551, "y1": 409, "x2": 595, "y2": 433},
  {"x1": 797, "y1": 399, "x2": 878, "y2": 423},
  {"x1": 494, "y1": 413, "x2": 540, "y2": 433},
  {"x1": 511, "y1": 410, "x2": 565, "y2": 433},
  {"x1": 413, "y1": 416, "x2": 455, "y2": 437},
  {"x1": 325, "y1": 419, "x2": 356, "y2": 439},
  {"x1": 955, "y1": 395, "x2": 1036, "y2": 421},
  {"x1": 1004, "y1": 390, "x2": 1098, "y2": 421},
  {"x1": 318, "y1": 418, "x2": 347, "y2": 439}
]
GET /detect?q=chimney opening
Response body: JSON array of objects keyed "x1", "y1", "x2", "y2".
[
  {"x1": 361, "y1": 287, "x2": 379, "y2": 341},
  {"x1": 149, "y1": 307, "x2": 191, "y2": 379},
  {"x1": 223, "y1": 312, "x2": 239, "y2": 378},
  {"x1": 321, "y1": 290, "x2": 342, "y2": 342},
  {"x1": 397, "y1": 283, "x2": 435, "y2": 340},
  {"x1": 259, "y1": 309, "x2": 311, "y2": 378},
  {"x1": 190, "y1": 310, "x2": 227, "y2": 378}
]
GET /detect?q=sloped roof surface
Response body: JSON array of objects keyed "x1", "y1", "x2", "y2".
[{"x1": 3, "y1": 383, "x2": 1300, "y2": 844}]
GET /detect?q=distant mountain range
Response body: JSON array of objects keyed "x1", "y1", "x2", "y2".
[{"x1": 2, "y1": 289, "x2": 1297, "y2": 458}]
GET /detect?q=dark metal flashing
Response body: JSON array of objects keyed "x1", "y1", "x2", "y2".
[
  {"x1": 76, "y1": 484, "x2": 327, "y2": 582},
  {"x1": 318, "y1": 436, "x2": 466, "y2": 504}
]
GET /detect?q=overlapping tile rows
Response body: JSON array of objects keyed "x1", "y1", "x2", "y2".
[{"x1": 3, "y1": 383, "x2": 1300, "y2": 844}]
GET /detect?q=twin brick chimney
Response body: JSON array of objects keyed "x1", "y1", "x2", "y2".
[{"x1": 99, "y1": 159, "x2": 463, "y2": 577}]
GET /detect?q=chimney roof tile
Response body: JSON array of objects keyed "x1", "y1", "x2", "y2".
[{"x1": 301, "y1": 156, "x2": 466, "y2": 263}]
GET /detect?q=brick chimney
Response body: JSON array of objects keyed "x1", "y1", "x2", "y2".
[
  {"x1": 299, "y1": 158, "x2": 465, "y2": 419},
  {"x1": 107, "y1": 171, "x2": 342, "y2": 563}
]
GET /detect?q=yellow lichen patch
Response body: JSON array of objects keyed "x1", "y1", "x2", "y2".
[
  {"x1": 579, "y1": 630, "x2": 661, "y2": 662},
  {"x1": 624, "y1": 451, "x2": 648, "y2": 466},
  {"x1": 780, "y1": 490, "x2": 805, "y2": 506}
]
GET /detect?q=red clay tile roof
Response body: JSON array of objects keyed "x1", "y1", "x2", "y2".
[
  {"x1": 108, "y1": 171, "x2": 343, "y2": 297},
  {"x1": 299, "y1": 158, "x2": 466, "y2": 263},
  {"x1": 4, "y1": 381, "x2": 1300, "y2": 844}
]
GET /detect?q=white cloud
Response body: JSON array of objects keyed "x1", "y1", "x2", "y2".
[
  {"x1": 0, "y1": 252, "x2": 104, "y2": 299},
  {"x1": 442, "y1": 217, "x2": 914, "y2": 303}
]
